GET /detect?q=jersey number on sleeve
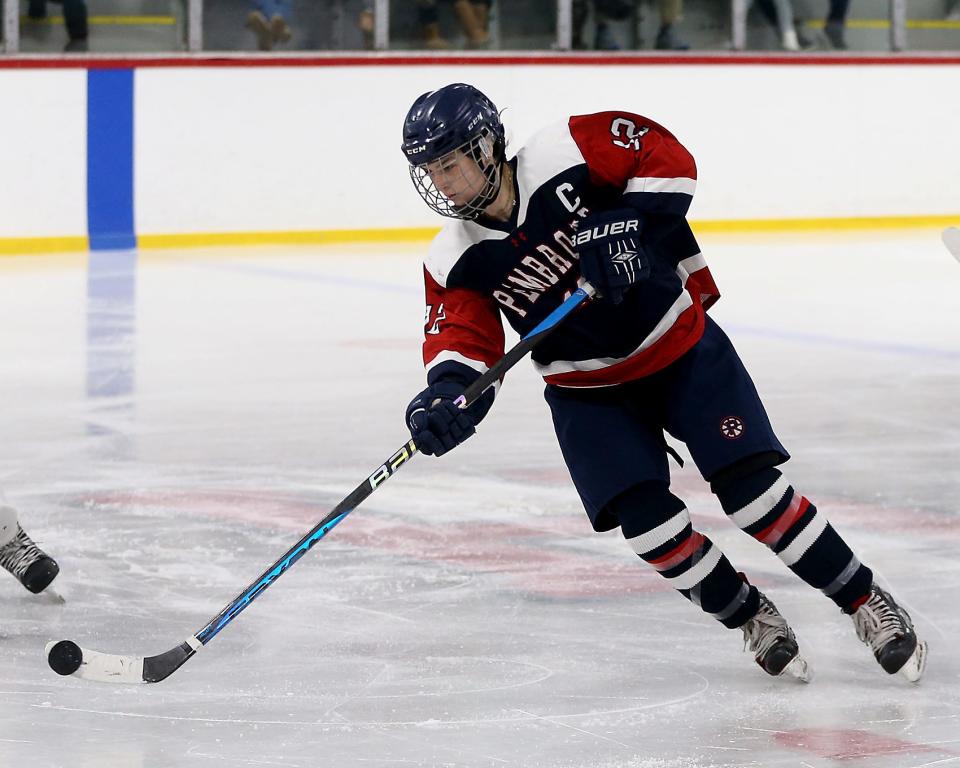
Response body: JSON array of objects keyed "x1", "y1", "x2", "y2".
[
  {"x1": 610, "y1": 117, "x2": 649, "y2": 151},
  {"x1": 424, "y1": 303, "x2": 446, "y2": 335}
]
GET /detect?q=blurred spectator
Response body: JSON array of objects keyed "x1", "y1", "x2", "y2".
[
  {"x1": 358, "y1": 4, "x2": 375, "y2": 49},
  {"x1": 947, "y1": 0, "x2": 960, "y2": 21},
  {"x1": 246, "y1": 0, "x2": 293, "y2": 51},
  {"x1": 573, "y1": 0, "x2": 689, "y2": 50},
  {"x1": 823, "y1": 0, "x2": 849, "y2": 49},
  {"x1": 591, "y1": 0, "x2": 633, "y2": 50},
  {"x1": 27, "y1": 0, "x2": 88, "y2": 52},
  {"x1": 417, "y1": 0, "x2": 490, "y2": 50},
  {"x1": 654, "y1": 0, "x2": 688, "y2": 49},
  {"x1": 750, "y1": 0, "x2": 812, "y2": 51}
]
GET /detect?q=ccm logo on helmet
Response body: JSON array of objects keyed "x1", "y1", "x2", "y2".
[
  {"x1": 405, "y1": 145, "x2": 427, "y2": 156},
  {"x1": 573, "y1": 219, "x2": 640, "y2": 246}
]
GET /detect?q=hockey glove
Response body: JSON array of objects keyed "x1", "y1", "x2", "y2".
[
  {"x1": 576, "y1": 209, "x2": 650, "y2": 304},
  {"x1": 405, "y1": 377, "x2": 493, "y2": 457}
]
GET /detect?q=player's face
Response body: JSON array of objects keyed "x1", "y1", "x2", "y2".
[{"x1": 424, "y1": 150, "x2": 488, "y2": 207}]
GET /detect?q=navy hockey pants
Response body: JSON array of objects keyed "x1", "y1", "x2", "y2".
[{"x1": 545, "y1": 315, "x2": 788, "y2": 532}]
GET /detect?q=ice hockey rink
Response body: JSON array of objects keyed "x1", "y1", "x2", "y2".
[{"x1": 0, "y1": 229, "x2": 958, "y2": 768}]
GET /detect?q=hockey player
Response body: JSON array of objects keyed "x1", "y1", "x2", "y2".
[
  {"x1": 400, "y1": 83, "x2": 927, "y2": 682},
  {"x1": 0, "y1": 503, "x2": 59, "y2": 594}
]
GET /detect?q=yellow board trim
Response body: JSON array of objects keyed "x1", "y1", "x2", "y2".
[
  {"x1": 22, "y1": 15, "x2": 176, "y2": 25},
  {"x1": 805, "y1": 18, "x2": 960, "y2": 30},
  {"x1": 0, "y1": 236, "x2": 88, "y2": 256},
  {"x1": 136, "y1": 228, "x2": 443, "y2": 249},
  {"x1": 1, "y1": 216, "x2": 958, "y2": 257},
  {"x1": 690, "y1": 215, "x2": 960, "y2": 233},
  {"x1": 134, "y1": 216, "x2": 960, "y2": 247}
]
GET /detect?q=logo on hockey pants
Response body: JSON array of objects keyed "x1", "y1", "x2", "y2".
[{"x1": 720, "y1": 416, "x2": 745, "y2": 439}]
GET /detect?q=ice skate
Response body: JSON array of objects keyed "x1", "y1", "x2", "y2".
[
  {"x1": 741, "y1": 591, "x2": 811, "y2": 682},
  {"x1": 0, "y1": 507, "x2": 59, "y2": 594},
  {"x1": 850, "y1": 583, "x2": 927, "y2": 682}
]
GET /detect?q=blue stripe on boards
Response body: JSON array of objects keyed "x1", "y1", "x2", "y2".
[{"x1": 87, "y1": 69, "x2": 136, "y2": 251}]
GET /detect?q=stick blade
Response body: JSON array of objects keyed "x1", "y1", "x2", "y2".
[
  {"x1": 44, "y1": 639, "x2": 198, "y2": 685},
  {"x1": 943, "y1": 227, "x2": 960, "y2": 261},
  {"x1": 45, "y1": 640, "x2": 146, "y2": 684}
]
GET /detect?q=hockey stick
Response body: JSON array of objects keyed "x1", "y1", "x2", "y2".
[
  {"x1": 46, "y1": 282, "x2": 596, "y2": 684},
  {"x1": 943, "y1": 227, "x2": 960, "y2": 262}
]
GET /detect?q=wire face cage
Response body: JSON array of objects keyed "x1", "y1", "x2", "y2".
[{"x1": 408, "y1": 130, "x2": 502, "y2": 220}]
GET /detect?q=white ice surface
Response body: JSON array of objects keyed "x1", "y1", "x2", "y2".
[{"x1": 0, "y1": 230, "x2": 958, "y2": 768}]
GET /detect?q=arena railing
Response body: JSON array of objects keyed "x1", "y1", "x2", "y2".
[{"x1": 0, "y1": 0, "x2": 941, "y2": 54}]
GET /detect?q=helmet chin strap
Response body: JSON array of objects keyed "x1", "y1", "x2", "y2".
[
  {"x1": 471, "y1": 161, "x2": 513, "y2": 222},
  {"x1": 453, "y1": 158, "x2": 502, "y2": 220}
]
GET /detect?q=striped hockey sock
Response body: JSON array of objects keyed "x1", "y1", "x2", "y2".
[
  {"x1": 624, "y1": 501, "x2": 759, "y2": 629},
  {"x1": 715, "y1": 467, "x2": 872, "y2": 611}
]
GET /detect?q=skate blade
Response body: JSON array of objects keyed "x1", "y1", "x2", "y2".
[
  {"x1": 898, "y1": 640, "x2": 928, "y2": 683},
  {"x1": 781, "y1": 654, "x2": 812, "y2": 683}
]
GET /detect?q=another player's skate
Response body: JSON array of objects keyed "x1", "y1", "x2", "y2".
[
  {"x1": 0, "y1": 507, "x2": 59, "y2": 594},
  {"x1": 740, "y1": 591, "x2": 811, "y2": 682},
  {"x1": 850, "y1": 583, "x2": 927, "y2": 682}
]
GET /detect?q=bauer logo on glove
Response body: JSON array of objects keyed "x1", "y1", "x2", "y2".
[
  {"x1": 576, "y1": 209, "x2": 650, "y2": 304},
  {"x1": 573, "y1": 217, "x2": 640, "y2": 246}
]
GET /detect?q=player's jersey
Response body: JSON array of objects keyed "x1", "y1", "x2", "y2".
[{"x1": 420, "y1": 111, "x2": 720, "y2": 389}]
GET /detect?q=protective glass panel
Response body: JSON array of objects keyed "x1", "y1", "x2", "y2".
[
  {"x1": 571, "y1": 0, "x2": 729, "y2": 52},
  {"x1": 204, "y1": 0, "x2": 374, "y2": 51},
  {"x1": 897, "y1": 0, "x2": 960, "y2": 51},
  {"x1": 737, "y1": 0, "x2": 951, "y2": 53},
  {"x1": 391, "y1": 0, "x2": 557, "y2": 51},
  {"x1": 18, "y1": 0, "x2": 186, "y2": 53}
]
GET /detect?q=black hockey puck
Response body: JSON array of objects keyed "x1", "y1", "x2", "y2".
[
  {"x1": 23, "y1": 555, "x2": 59, "y2": 594},
  {"x1": 48, "y1": 640, "x2": 83, "y2": 676}
]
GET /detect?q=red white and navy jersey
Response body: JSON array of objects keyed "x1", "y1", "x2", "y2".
[{"x1": 421, "y1": 111, "x2": 720, "y2": 389}]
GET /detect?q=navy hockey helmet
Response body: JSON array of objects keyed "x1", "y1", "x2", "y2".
[{"x1": 401, "y1": 83, "x2": 506, "y2": 220}]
